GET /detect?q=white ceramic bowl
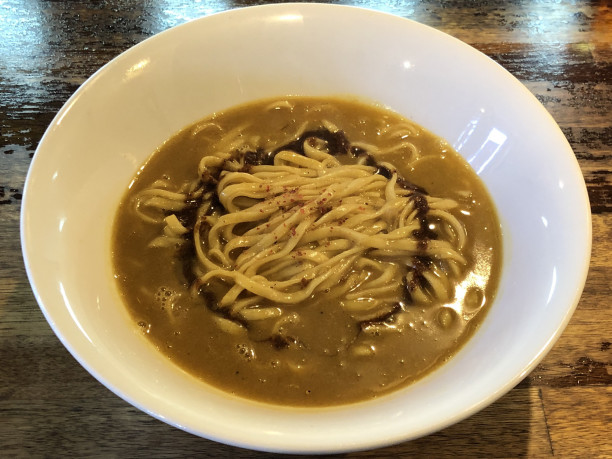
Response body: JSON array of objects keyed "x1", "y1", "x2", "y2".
[{"x1": 21, "y1": 3, "x2": 591, "y2": 454}]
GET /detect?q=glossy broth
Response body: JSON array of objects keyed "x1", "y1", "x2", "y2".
[{"x1": 112, "y1": 97, "x2": 502, "y2": 406}]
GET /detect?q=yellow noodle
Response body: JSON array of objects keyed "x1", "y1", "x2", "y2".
[{"x1": 135, "y1": 119, "x2": 469, "y2": 335}]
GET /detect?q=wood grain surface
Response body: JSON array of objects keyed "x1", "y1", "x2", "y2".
[{"x1": 1, "y1": 1, "x2": 610, "y2": 457}]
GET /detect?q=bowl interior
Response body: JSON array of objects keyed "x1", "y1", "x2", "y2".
[{"x1": 21, "y1": 4, "x2": 591, "y2": 454}]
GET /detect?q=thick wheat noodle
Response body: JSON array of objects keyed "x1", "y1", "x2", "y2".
[
  {"x1": 135, "y1": 116, "x2": 469, "y2": 331},
  {"x1": 194, "y1": 247, "x2": 363, "y2": 305},
  {"x1": 238, "y1": 215, "x2": 318, "y2": 276},
  {"x1": 249, "y1": 247, "x2": 362, "y2": 293},
  {"x1": 428, "y1": 209, "x2": 467, "y2": 249}
]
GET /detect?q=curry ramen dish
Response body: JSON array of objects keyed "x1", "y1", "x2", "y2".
[{"x1": 112, "y1": 97, "x2": 502, "y2": 406}]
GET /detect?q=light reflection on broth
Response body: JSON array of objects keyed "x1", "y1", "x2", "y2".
[{"x1": 112, "y1": 97, "x2": 502, "y2": 406}]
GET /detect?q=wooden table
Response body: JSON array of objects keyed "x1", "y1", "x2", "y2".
[{"x1": 1, "y1": 1, "x2": 610, "y2": 456}]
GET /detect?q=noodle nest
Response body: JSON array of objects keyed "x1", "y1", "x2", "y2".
[{"x1": 134, "y1": 104, "x2": 468, "y2": 339}]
